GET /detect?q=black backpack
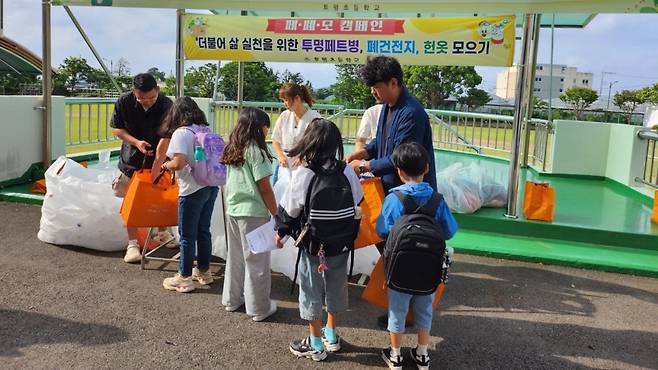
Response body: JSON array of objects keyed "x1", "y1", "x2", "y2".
[
  {"x1": 290, "y1": 161, "x2": 359, "y2": 293},
  {"x1": 383, "y1": 191, "x2": 446, "y2": 295}
]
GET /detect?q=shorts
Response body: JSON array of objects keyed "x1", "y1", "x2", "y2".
[
  {"x1": 298, "y1": 250, "x2": 349, "y2": 321},
  {"x1": 112, "y1": 172, "x2": 131, "y2": 198},
  {"x1": 387, "y1": 288, "x2": 435, "y2": 334}
]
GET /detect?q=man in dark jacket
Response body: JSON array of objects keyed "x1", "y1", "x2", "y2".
[{"x1": 346, "y1": 56, "x2": 437, "y2": 193}]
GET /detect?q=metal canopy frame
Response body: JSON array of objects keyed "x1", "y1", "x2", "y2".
[{"x1": 41, "y1": 1, "x2": 628, "y2": 218}]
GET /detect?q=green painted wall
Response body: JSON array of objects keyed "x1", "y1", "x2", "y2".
[{"x1": 551, "y1": 120, "x2": 611, "y2": 177}]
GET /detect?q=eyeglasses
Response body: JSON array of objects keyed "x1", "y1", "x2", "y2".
[{"x1": 135, "y1": 94, "x2": 158, "y2": 103}]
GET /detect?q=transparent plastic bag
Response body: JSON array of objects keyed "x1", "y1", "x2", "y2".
[
  {"x1": 437, "y1": 162, "x2": 508, "y2": 213},
  {"x1": 38, "y1": 156, "x2": 128, "y2": 251}
]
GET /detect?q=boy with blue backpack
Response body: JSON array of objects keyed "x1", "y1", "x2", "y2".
[{"x1": 376, "y1": 142, "x2": 457, "y2": 370}]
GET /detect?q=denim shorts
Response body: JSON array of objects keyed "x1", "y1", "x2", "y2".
[
  {"x1": 387, "y1": 288, "x2": 435, "y2": 334},
  {"x1": 298, "y1": 250, "x2": 349, "y2": 321}
]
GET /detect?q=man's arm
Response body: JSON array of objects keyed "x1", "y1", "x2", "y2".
[
  {"x1": 151, "y1": 138, "x2": 169, "y2": 181},
  {"x1": 112, "y1": 128, "x2": 153, "y2": 156}
]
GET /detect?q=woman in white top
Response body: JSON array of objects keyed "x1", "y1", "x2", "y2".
[
  {"x1": 272, "y1": 83, "x2": 321, "y2": 182},
  {"x1": 355, "y1": 103, "x2": 383, "y2": 152}
]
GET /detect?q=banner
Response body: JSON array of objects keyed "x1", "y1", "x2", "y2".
[
  {"x1": 53, "y1": 1, "x2": 658, "y2": 15},
  {"x1": 183, "y1": 15, "x2": 515, "y2": 66}
]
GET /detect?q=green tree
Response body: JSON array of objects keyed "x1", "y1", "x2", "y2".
[
  {"x1": 559, "y1": 87, "x2": 598, "y2": 120},
  {"x1": 315, "y1": 87, "x2": 334, "y2": 100},
  {"x1": 53, "y1": 56, "x2": 94, "y2": 95},
  {"x1": 185, "y1": 63, "x2": 217, "y2": 98},
  {"x1": 613, "y1": 90, "x2": 644, "y2": 124},
  {"x1": 403, "y1": 66, "x2": 482, "y2": 109},
  {"x1": 458, "y1": 88, "x2": 491, "y2": 111},
  {"x1": 147, "y1": 67, "x2": 166, "y2": 82},
  {"x1": 280, "y1": 70, "x2": 304, "y2": 85},
  {"x1": 533, "y1": 96, "x2": 549, "y2": 110},
  {"x1": 332, "y1": 64, "x2": 373, "y2": 109},
  {"x1": 218, "y1": 62, "x2": 280, "y2": 101},
  {"x1": 0, "y1": 72, "x2": 39, "y2": 95},
  {"x1": 638, "y1": 82, "x2": 658, "y2": 104}
]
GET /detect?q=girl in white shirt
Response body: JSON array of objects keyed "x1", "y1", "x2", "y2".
[{"x1": 272, "y1": 83, "x2": 321, "y2": 181}]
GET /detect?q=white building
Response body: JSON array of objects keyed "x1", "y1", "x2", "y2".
[{"x1": 496, "y1": 64, "x2": 594, "y2": 101}]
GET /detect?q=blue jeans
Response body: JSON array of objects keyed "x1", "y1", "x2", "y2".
[
  {"x1": 387, "y1": 289, "x2": 435, "y2": 333},
  {"x1": 178, "y1": 186, "x2": 219, "y2": 277}
]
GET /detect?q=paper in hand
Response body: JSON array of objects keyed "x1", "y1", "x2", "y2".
[{"x1": 246, "y1": 218, "x2": 278, "y2": 254}]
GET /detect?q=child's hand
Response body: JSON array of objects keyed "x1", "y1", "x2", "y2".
[
  {"x1": 275, "y1": 234, "x2": 284, "y2": 249},
  {"x1": 161, "y1": 161, "x2": 169, "y2": 171},
  {"x1": 278, "y1": 155, "x2": 289, "y2": 168}
]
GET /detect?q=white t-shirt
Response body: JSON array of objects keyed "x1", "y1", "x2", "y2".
[
  {"x1": 280, "y1": 163, "x2": 364, "y2": 219},
  {"x1": 357, "y1": 104, "x2": 382, "y2": 141},
  {"x1": 166, "y1": 127, "x2": 204, "y2": 197},
  {"x1": 272, "y1": 109, "x2": 322, "y2": 152}
]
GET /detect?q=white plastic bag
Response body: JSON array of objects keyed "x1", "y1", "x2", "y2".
[
  {"x1": 437, "y1": 162, "x2": 508, "y2": 213},
  {"x1": 210, "y1": 189, "x2": 227, "y2": 259},
  {"x1": 38, "y1": 156, "x2": 128, "y2": 251}
]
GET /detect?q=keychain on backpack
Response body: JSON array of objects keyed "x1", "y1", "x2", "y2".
[{"x1": 317, "y1": 246, "x2": 328, "y2": 273}]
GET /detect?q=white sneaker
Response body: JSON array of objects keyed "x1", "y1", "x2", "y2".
[
  {"x1": 224, "y1": 301, "x2": 244, "y2": 312},
  {"x1": 163, "y1": 274, "x2": 195, "y2": 293},
  {"x1": 123, "y1": 242, "x2": 141, "y2": 263},
  {"x1": 192, "y1": 267, "x2": 214, "y2": 285},
  {"x1": 154, "y1": 230, "x2": 179, "y2": 249},
  {"x1": 252, "y1": 301, "x2": 277, "y2": 322}
]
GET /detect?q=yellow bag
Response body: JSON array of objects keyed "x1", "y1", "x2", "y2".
[
  {"x1": 361, "y1": 256, "x2": 445, "y2": 322},
  {"x1": 651, "y1": 190, "x2": 658, "y2": 224},
  {"x1": 120, "y1": 170, "x2": 179, "y2": 228},
  {"x1": 354, "y1": 177, "x2": 386, "y2": 249},
  {"x1": 523, "y1": 181, "x2": 555, "y2": 222}
]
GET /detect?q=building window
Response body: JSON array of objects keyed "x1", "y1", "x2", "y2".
[
  {"x1": 560, "y1": 78, "x2": 564, "y2": 82},
  {"x1": 559, "y1": 89, "x2": 563, "y2": 92}
]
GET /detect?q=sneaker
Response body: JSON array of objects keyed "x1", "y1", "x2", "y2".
[
  {"x1": 252, "y1": 301, "x2": 277, "y2": 322},
  {"x1": 289, "y1": 337, "x2": 328, "y2": 361},
  {"x1": 381, "y1": 347, "x2": 404, "y2": 370},
  {"x1": 224, "y1": 301, "x2": 244, "y2": 312},
  {"x1": 321, "y1": 328, "x2": 341, "y2": 352},
  {"x1": 154, "y1": 230, "x2": 179, "y2": 249},
  {"x1": 410, "y1": 347, "x2": 430, "y2": 370},
  {"x1": 123, "y1": 242, "x2": 141, "y2": 264},
  {"x1": 162, "y1": 274, "x2": 195, "y2": 293},
  {"x1": 192, "y1": 267, "x2": 214, "y2": 285}
]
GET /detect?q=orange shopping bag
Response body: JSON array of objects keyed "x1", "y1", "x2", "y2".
[
  {"x1": 354, "y1": 177, "x2": 386, "y2": 249},
  {"x1": 120, "y1": 169, "x2": 179, "y2": 228},
  {"x1": 651, "y1": 190, "x2": 658, "y2": 224},
  {"x1": 523, "y1": 181, "x2": 555, "y2": 222},
  {"x1": 361, "y1": 256, "x2": 445, "y2": 321}
]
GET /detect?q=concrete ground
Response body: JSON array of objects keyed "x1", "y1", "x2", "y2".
[{"x1": 1, "y1": 202, "x2": 657, "y2": 370}]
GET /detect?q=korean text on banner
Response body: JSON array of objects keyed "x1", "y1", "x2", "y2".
[{"x1": 183, "y1": 15, "x2": 515, "y2": 67}]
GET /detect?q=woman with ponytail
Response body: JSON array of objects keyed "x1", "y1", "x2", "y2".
[{"x1": 272, "y1": 83, "x2": 321, "y2": 182}]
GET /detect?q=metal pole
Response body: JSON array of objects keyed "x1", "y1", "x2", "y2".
[
  {"x1": 63, "y1": 6, "x2": 123, "y2": 95},
  {"x1": 41, "y1": 0, "x2": 52, "y2": 167},
  {"x1": 607, "y1": 81, "x2": 618, "y2": 111},
  {"x1": 175, "y1": 9, "x2": 185, "y2": 98},
  {"x1": 237, "y1": 61, "x2": 245, "y2": 109},
  {"x1": 212, "y1": 60, "x2": 221, "y2": 100},
  {"x1": 1, "y1": 0, "x2": 4, "y2": 37},
  {"x1": 547, "y1": 13, "x2": 555, "y2": 123},
  {"x1": 521, "y1": 14, "x2": 541, "y2": 168},
  {"x1": 505, "y1": 14, "x2": 535, "y2": 218}
]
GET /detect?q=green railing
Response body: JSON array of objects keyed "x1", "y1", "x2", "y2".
[
  {"x1": 64, "y1": 98, "x2": 119, "y2": 154},
  {"x1": 63, "y1": 97, "x2": 552, "y2": 169}
]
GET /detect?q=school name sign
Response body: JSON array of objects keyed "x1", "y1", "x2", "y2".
[{"x1": 183, "y1": 15, "x2": 515, "y2": 66}]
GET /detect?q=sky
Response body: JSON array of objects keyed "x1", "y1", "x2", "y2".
[{"x1": 3, "y1": 0, "x2": 658, "y2": 97}]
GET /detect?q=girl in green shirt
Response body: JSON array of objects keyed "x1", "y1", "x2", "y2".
[{"x1": 221, "y1": 108, "x2": 279, "y2": 322}]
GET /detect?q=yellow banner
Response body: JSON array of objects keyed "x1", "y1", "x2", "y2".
[{"x1": 183, "y1": 15, "x2": 515, "y2": 66}]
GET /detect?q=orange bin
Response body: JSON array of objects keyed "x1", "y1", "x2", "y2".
[
  {"x1": 120, "y1": 170, "x2": 179, "y2": 228},
  {"x1": 354, "y1": 177, "x2": 386, "y2": 249}
]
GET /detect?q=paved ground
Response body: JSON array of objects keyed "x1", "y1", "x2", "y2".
[{"x1": 1, "y1": 201, "x2": 657, "y2": 370}]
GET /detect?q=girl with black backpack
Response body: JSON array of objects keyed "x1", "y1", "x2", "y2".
[{"x1": 275, "y1": 118, "x2": 363, "y2": 362}]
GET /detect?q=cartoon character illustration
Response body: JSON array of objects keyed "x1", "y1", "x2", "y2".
[
  {"x1": 187, "y1": 17, "x2": 208, "y2": 37},
  {"x1": 478, "y1": 19, "x2": 509, "y2": 45}
]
